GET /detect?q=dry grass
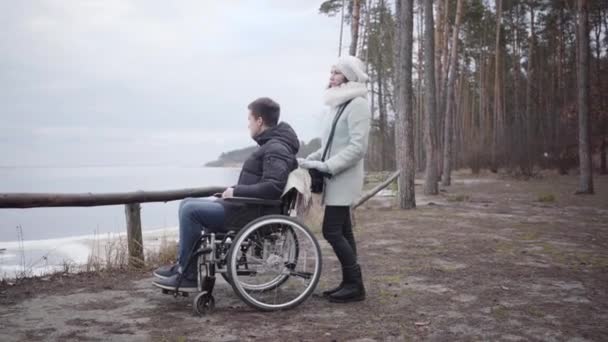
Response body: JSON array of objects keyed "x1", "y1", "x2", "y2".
[
  {"x1": 84, "y1": 231, "x2": 178, "y2": 272},
  {"x1": 145, "y1": 234, "x2": 178, "y2": 267},
  {"x1": 537, "y1": 193, "x2": 556, "y2": 202},
  {"x1": 447, "y1": 194, "x2": 471, "y2": 202},
  {"x1": 85, "y1": 234, "x2": 129, "y2": 273}
]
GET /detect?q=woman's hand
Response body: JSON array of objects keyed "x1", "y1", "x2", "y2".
[{"x1": 298, "y1": 159, "x2": 330, "y2": 173}]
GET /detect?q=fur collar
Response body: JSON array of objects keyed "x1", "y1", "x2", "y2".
[{"x1": 323, "y1": 82, "x2": 368, "y2": 108}]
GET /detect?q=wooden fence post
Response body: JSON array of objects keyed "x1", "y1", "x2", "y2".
[{"x1": 125, "y1": 203, "x2": 144, "y2": 268}]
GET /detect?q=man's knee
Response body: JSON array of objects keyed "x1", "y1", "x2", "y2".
[
  {"x1": 179, "y1": 198, "x2": 194, "y2": 214},
  {"x1": 179, "y1": 201, "x2": 201, "y2": 220}
]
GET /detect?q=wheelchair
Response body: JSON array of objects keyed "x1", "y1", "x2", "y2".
[{"x1": 155, "y1": 188, "x2": 322, "y2": 315}]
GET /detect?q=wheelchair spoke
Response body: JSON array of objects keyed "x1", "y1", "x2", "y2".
[
  {"x1": 228, "y1": 216, "x2": 322, "y2": 311},
  {"x1": 289, "y1": 271, "x2": 313, "y2": 280},
  {"x1": 237, "y1": 256, "x2": 264, "y2": 265}
]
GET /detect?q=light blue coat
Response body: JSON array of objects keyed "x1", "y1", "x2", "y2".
[{"x1": 307, "y1": 96, "x2": 372, "y2": 206}]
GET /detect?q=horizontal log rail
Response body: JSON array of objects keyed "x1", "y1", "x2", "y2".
[
  {"x1": 0, "y1": 186, "x2": 225, "y2": 268},
  {"x1": 0, "y1": 186, "x2": 226, "y2": 209}
]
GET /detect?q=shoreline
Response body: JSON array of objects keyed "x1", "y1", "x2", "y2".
[{"x1": 0, "y1": 227, "x2": 178, "y2": 280}]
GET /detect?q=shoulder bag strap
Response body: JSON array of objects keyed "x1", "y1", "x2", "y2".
[{"x1": 321, "y1": 99, "x2": 353, "y2": 162}]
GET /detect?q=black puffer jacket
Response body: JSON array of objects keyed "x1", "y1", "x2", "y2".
[
  {"x1": 219, "y1": 122, "x2": 299, "y2": 230},
  {"x1": 233, "y1": 122, "x2": 300, "y2": 199}
]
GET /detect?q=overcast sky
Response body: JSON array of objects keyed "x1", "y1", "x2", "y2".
[{"x1": 0, "y1": 1, "x2": 345, "y2": 167}]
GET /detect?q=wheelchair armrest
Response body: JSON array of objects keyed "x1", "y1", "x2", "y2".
[{"x1": 223, "y1": 197, "x2": 282, "y2": 206}]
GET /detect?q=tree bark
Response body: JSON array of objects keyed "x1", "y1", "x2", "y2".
[
  {"x1": 491, "y1": 0, "x2": 503, "y2": 173},
  {"x1": 441, "y1": 0, "x2": 464, "y2": 186},
  {"x1": 423, "y1": 0, "x2": 439, "y2": 195},
  {"x1": 437, "y1": 0, "x2": 451, "y2": 177},
  {"x1": 394, "y1": 0, "x2": 416, "y2": 209},
  {"x1": 435, "y1": 0, "x2": 446, "y2": 101},
  {"x1": 601, "y1": 138, "x2": 607, "y2": 174},
  {"x1": 576, "y1": 0, "x2": 594, "y2": 194},
  {"x1": 350, "y1": 0, "x2": 361, "y2": 56},
  {"x1": 524, "y1": 3, "x2": 535, "y2": 175},
  {"x1": 437, "y1": 0, "x2": 450, "y2": 113},
  {"x1": 377, "y1": 52, "x2": 387, "y2": 170},
  {"x1": 416, "y1": 1, "x2": 425, "y2": 173},
  {"x1": 512, "y1": 3, "x2": 524, "y2": 171},
  {"x1": 594, "y1": 4, "x2": 607, "y2": 175}
]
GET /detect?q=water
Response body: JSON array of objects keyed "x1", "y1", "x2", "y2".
[{"x1": 0, "y1": 166, "x2": 240, "y2": 277}]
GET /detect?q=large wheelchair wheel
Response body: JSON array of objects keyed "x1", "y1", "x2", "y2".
[
  {"x1": 224, "y1": 226, "x2": 298, "y2": 291},
  {"x1": 227, "y1": 215, "x2": 322, "y2": 311}
]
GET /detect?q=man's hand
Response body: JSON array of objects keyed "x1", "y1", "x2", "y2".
[
  {"x1": 298, "y1": 160, "x2": 330, "y2": 173},
  {"x1": 222, "y1": 187, "x2": 234, "y2": 198}
]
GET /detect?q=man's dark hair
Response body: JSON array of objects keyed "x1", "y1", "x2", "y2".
[{"x1": 248, "y1": 97, "x2": 280, "y2": 127}]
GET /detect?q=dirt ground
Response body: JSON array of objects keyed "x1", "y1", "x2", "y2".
[{"x1": 1, "y1": 171, "x2": 607, "y2": 342}]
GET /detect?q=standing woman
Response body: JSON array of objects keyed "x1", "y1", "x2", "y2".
[{"x1": 299, "y1": 56, "x2": 371, "y2": 303}]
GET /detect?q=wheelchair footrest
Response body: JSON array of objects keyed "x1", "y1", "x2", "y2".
[
  {"x1": 196, "y1": 247, "x2": 213, "y2": 254},
  {"x1": 161, "y1": 288, "x2": 190, "y2": 297}
]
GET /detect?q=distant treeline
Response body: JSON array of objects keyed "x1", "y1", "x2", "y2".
[{"x1": 205, "y1": 138, "x2": 321, "y2": 167}]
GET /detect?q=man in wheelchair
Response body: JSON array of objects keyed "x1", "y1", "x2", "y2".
[{"x1": 153, "y1": 97, "x2": 300, "y2": 292}]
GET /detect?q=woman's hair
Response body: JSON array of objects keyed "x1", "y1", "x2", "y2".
[{"x1": 248, "y1": 97, "x2": 280, "y2": 126}]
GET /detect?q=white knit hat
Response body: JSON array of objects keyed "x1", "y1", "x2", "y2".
[{"x1": 335, "y1": 55, "x2": 369, "y2": 83}]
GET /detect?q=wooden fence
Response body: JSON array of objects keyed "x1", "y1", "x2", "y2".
[
  {"x1": 0, "y1": 172, "x2": 400, "y2": 268},
  {"x1": 0, "y1": 186, "x2": 225, "y2": 268}
]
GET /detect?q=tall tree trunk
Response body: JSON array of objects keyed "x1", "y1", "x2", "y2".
[
  {"x1": 338, "y1": 0, "x2": 347, "y2": 56},
  {"x1": 423, "y1": 0, "x2": 439, "y2": 195},
  {"x1": 437, "y1": 0, "x2": 451, "y2": 177},
  {"x1": 441, "y1": 0, "x2": 464, "y2": 186},
  {"x1": 361, "y1": 0, "x2": 374, "y2": 59},
  {"x1": 576, "y1": 0, "x2": 594, "y2": 194},
  {"x1": 601, "y1": 138, "x2": 607, "y2": 174},
  {"x1": 394, "y1": 0, "x2": 416, "y2": 209},
  {"x1": 524, "y1": 3, "x2": 535, "y2": 175},
  {"x1": 435, "y1": 0, "x2": 451, "y2": 177},
  {"x1": 475, "y1": 50, "x2": 484, "y2": 175},
  {"x1": 438, "y1": 0, "x2": 450, "y2": 111},
  {"x1": 377, "y1": 52, "x2": 387, "y2": 170},
  {"x1": 491, "y1": 0, "x2": 503, "y2": 173},
  {"x1": 435, "y1": 0, "x2": 446, "y2": 101},
  {"x1": 440, "y1": 0, "x2": 450, "y2": 101},
  {"x1": 350, "y1": 0, "x2": 361, "y2": 56},
  {"x1": 556, "y1": 6, "x2": 566, "y2": 165},
  {"x1": 594, "y1": 5, "x2": 607, "y2": 175},
  {"x1": 512, "y1": 3, "x2": 524, "y2": 171},
  {"x1": 416, "y1": 0, "x2": 425, "y2": 173}
]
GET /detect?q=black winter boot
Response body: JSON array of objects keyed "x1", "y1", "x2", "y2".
[{"x1": 328, "y1": 264, "x2": 365, "y2": 303}]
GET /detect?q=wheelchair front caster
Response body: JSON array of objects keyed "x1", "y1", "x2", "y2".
[{"x1": 193, "y1": 291, "x2": 215, "y2": 316}]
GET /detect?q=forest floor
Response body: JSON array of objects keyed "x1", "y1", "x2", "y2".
[{"x1": 1, "y1": 170, "x2": 607, "y2": 341}]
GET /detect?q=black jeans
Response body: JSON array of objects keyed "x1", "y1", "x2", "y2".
[{"x1": 322, "y1": 206, "x2": 357, "y2": 268}]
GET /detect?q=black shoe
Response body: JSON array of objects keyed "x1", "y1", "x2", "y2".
[
  {"x1": 153, "y1": 263, "x2": 179, "y2": 279},
  {"x1": 153, "y1": 273, "x2": 198, "y2": 292},
  {"x1": 322, "y1": 267, "x2": 346, "y2": 297},
  {"x1": 328, "y1": 265, "x2": 366, "y2": 303},
  {"x1": 322, "y1": 281, "x2": 345, "y2": 297}
]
